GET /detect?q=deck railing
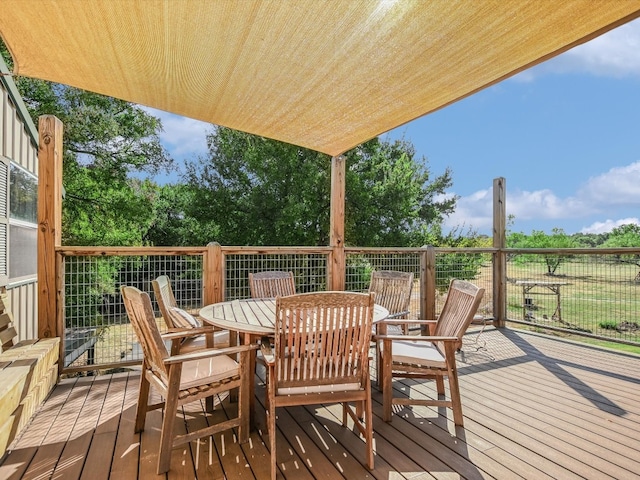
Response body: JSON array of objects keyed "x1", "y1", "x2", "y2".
[{"x1": 56, "y1": 244, "x2": 640, "y2": 373}]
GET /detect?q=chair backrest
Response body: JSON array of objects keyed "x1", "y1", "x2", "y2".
[
  {"x1": 274, "y1": 291, "x2": 375, "y2": 389},
  {"x1": 152, "y1": 275, "x2": 178, "y2": 327},
  {"x1": 368, "y1": 270, "x2": 414, "y2": 318},
  {"x1": 122, "y1": 286, "x2": 170, "y2": 384},
  {"x1": 249, "y1": 271, "x2": 296, "y2": 298},
  {"x1": 152, "y1": 275, "x2": 200, "y2": 329},
  {"x1": 434, "y1": 279, "x2": 485, "y2": 347}
]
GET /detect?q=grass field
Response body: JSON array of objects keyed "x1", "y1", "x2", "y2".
[
  {"x1": 505, "y1": 257, "x2": 640, "y2": 354},
  {"x1": 67, "y1": 256, "x2": 640, "y2": 371}
]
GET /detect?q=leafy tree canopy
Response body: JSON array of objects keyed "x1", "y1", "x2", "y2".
[
  {"x1": 2, "y1": 41, "x2": 173, "y2": 246},
  {"x1": 508, "y1": 228, "x2": 577, "y2": 275},
  {"x1": 164, "y1": 128, "x2": 459, "y2": 247},
  {"x1": 602, "y1": 223, "x2": 640, "y2": 248}
]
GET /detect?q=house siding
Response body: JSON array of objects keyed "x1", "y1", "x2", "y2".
[{"x1": 1, "y1": 55, "x2": 40, "y2": 341}]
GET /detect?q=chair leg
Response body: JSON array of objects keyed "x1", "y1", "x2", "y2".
[
  {"x1": 268, "y1": 400, "x2": 277, "y2": 480},
  {"x1": 364, "y1": 379, "x2": 374, "y2": 469},
  {"x1": 435, "y1": 376, "x2": 445, "y2": 396},
  {"x1": 238, "y1": 349, "x2": 251, "y2": 443},
  {"x1": 382, "y1": 340, "x2": 393, "y2": 422},
  {"x1": 266, "y1": 364, "x2": 277, "y2": 480},
  {"x1": 375, "y1": 340, "x2": 383, "y2": 391},
  {"x1": 157, "y1": 367, "x2": 181, "y2": 475},
  {"x1": 445, "y1": 345, "x2": 464, "y2": 426},
  {"x1": 135, "y1": 368, "x2": 151, "y2": 433}
]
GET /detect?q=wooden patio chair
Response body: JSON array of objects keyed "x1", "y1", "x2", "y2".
[
  {"x1": 152, "y1": 275, "x2": 230, "y2": 352},
  {"x1": 368, "y1": 270, "x2": 414, "y2": 386},
  {"x1": 375, "y1": 279, "x2": 484, "y2": 426},
  {"x1": 368, "y1": 270, "x2": 414, "y2": 334},
  {"x1": 121, "y1": 286, "x2": 258, "y2": 475},
  {"x1": 248, "y1": 270, "x2": 296, "y2": 298},
  {"x1": 261, "y1": 291, "x2": 376, "y2": 479}
]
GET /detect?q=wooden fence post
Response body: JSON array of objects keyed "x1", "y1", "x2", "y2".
[
  {"x1": 421, "y1": 245, "x2": 436, "y2": 332},
  {"x1": 204, "y1": 242, "x2": 224, "y2": 305},
  {"x1": 37, "y1": 115, "x2": 63, "y2": 340},
  {"x1": 329, "y1": 156, "x2": 345, "y2": 291},
  {"x1": 493, "y1": 177, "x2": 507, "y2": 327}
]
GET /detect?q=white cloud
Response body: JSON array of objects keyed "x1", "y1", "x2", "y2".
[
  {"x1": 561, "y1": 19, "x2": 640, "y2": 77},
  {"x1": 141, "y1": 107, "x2": 213, "y2": 160},
  {"x1": 445, "y1": 161, "x2": 640, "y2": 234},
  {"x1": 514, "y1": 18, "x2": 640, "y2": 80},
  {"x1": 442, "y1": 190, "x2": 493, "y2": 232},
  {"x1": 578, "y1": 161, "x2": 640, "y2": 205},
  {"x1": 581, "y1": 218, "x2": 640, "y2": 234}
]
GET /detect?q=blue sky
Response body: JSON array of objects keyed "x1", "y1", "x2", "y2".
[{"x1": 147, "y1": 18, "x2": 640, "y2": 237}]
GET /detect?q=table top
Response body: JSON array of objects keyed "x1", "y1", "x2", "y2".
[
  {"x1": 199, "y1": 297, "x2": 389, "y2": 336},
  {"x1": 514, "y1": 280, "x2": 568, "y2": 286}
]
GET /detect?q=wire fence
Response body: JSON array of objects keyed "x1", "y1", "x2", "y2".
[
  {"x1": 63, "y1": 253, "x2": 205, "y2": 369},
  {"x1": 60, "y1": 246, "x2": 640, "y2": 372},
  {"x1": 506, "y1": 252, "x2": 640, "y2": 344},
  {"x1": 224, "y1": 252, "x2": 328, "y2": 299}
]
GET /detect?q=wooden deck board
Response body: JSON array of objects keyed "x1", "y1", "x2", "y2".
[{"x1": 3, "y1": 327, "x2": 640, "y2": 479}]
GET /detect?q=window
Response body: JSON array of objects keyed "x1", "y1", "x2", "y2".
[
  {"x1": 8, "y1": 162, "x2": 38, "y2": 282},
  {"x1": 0, "y1": 159, "x2": 8, "y2": 285},
  {"x1": 10, "y1": 163, "x2": 38, "y2": 224}
]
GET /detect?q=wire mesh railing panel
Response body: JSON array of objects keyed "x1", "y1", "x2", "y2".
[
  {"x1": 506, "y1": 253, "x2": 640, "y2": 344},
  {"x1": 345, "y1": 252, "x2": 421, "y2": 318},
  {"x1": 433, "y1": 252, "x2": 494, "y2": 318},
  {"x1": 224, "y1": 253, "x2": 329, "y2": 300},
  {"x1": 61, "y1": 246, "x2": 640, "y2": 371},
  {"x1": 63, "y1": 253, "x2": 204, "y2": 369}
]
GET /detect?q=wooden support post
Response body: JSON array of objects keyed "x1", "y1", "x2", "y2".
[
  {"x1": 492, "y1": 177, "x2": 506, "y2": 327},
  {"x1": 204, "y1": 242, "x2": 224, "y2": 305},
  {"x1": 421, "y1": 246, "x2": 436, "y2": 333},
  {"x1": 329, "y1": 156, "x2": 346, "y2": 291},
  {"x1": 37, "y1": 115, "x2": 63, "y2": 340}
]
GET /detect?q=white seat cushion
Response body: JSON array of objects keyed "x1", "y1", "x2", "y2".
[
  {"x1": 169, "y1": 307, "x2": 201, "y2": 328},
  {"x1": 277, "y1": 383, "x2": 362, "y2": 395},
  {"x1": 388, "y1": 339, "x2": 446, "y2": 368},
  {"x1": 180, "y1": 354, "x2": 239, "y2": 390},
  {"x1": 179, "y1": 330, "x2": 232, "y2": 353},
  {"x1": 372, "y1": 324, "x2": 404, "y2": 336}
]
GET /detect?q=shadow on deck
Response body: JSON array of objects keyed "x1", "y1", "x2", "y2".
[{"x1": 2, "y1": 326, "x2": 640, "y2": 479}]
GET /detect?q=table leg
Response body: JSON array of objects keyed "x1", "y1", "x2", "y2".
[{"x1": 239, "y1": 332, "x2": 258, "y2": 430}]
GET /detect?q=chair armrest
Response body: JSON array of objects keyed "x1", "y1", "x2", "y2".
[
  {"x1": 372, "y1": 334, "x2": 459, "y2": 343},
  {"x1": 376, "y1": 319, "x2": 436, "y2": 325},
  {"x1": 164, "y1": 343, "x2": 259, "y2": 365},
  {"x1": 161, "y1": 326, "x2": 216, "y2": 340},
  {"x1": 260, "y1": 336, "x2": 275, "y2": 365},
  {"x1": 386, "y1": 310, "x2": 410, "y2": 319}
]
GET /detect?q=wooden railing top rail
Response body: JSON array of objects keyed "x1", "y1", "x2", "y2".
[
  {"x1": 221, "y1": 246, "x2": 331, "y2": 255},
  {"x1": 56, "y1": 246, "x2": 209, "y2": 256},
  {"x1": 345, "y1": 246, "x2": 497, "y2": 254},
  {"x1": 506, "y1": 247, "x2": 640, "y2": 255},
  {"x1": 56, "y1": 245, "x2": 640, "y2": 257},
  {"x1": 56, "y1": 245, "x2": 333, "y2": 256}
]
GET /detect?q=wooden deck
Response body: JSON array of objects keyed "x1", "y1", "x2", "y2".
[{"x1": 2, "y1": 326, "x2": 640, "y2": 479}]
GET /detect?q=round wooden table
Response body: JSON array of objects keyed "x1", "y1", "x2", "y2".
[
  {"x1": 199, "y1": 297, "x2": 388, "y2": 425},
  {"x1": 200, "y1": 297, "x2": 389, "y2": 336}
]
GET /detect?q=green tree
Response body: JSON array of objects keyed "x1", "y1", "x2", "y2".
[
  {"x1": 17, "y1": 79, "x2": 171, "y2": 245},
  {"x1": 145, "y1": 183, "x2": 220, "y2": 246},
  {"x1": 571, "y1": 231, "x2": 609, "y2": 247},
  {"x1": 602, "y1": 223, "x2": 640, "y2": 248},
  {"x1": 4, "y1": 39, "x2": 172, "y2": 246},
  {"x1": 601, "y1": 224, "x2": 640, "y2": 280},
  {"x1": 424, "y1": 224, "x2": 489, "y2": 291},
  {"x1": 508, "y1": 228, "x2": 576, "y2": 275},
  {"x1": 3, "y1": 42, "x2": 173, "y2": 329},
  {"x1": 173, "y1": 128, "x2": 456, "y2": 247}
]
